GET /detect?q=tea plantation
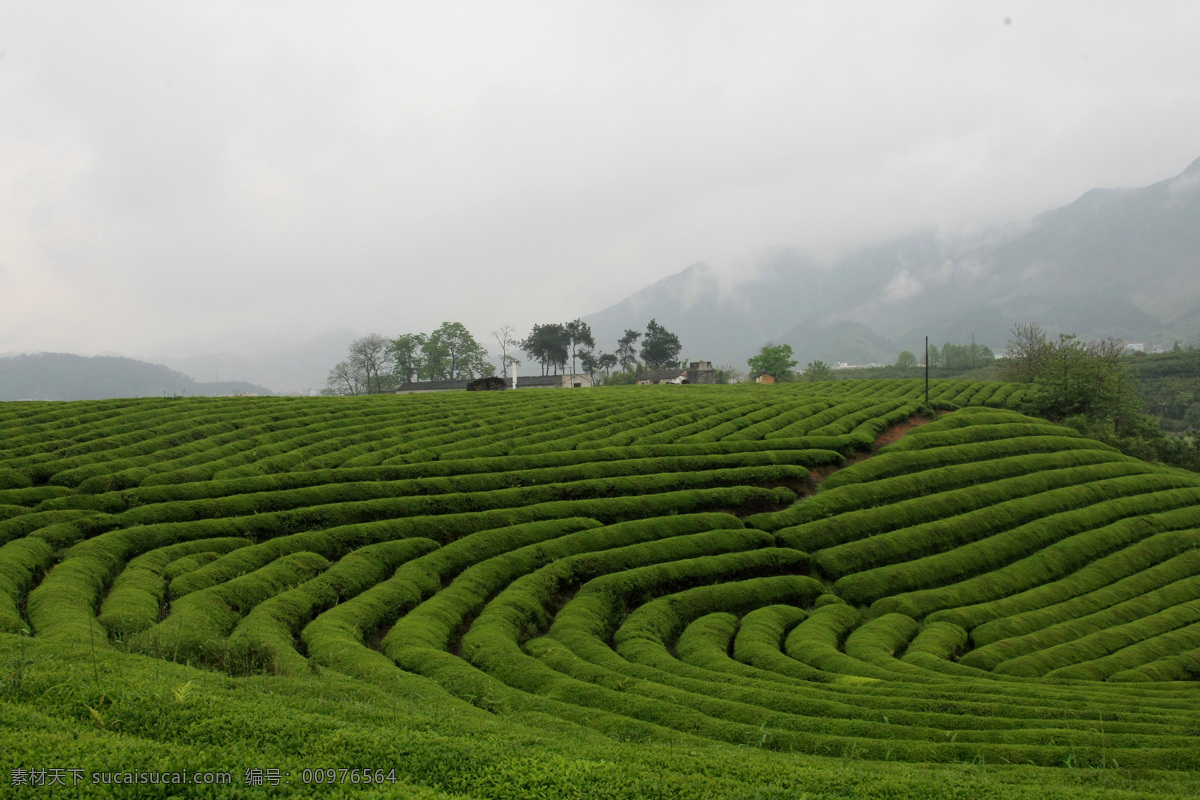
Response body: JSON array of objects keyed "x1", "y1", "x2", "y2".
[{"x1": 2, "y1": 380, "x2": 1199, "y2": 799}]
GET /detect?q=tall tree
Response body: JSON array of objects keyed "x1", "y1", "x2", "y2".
[
  {"x1": 579, "y1": 350, "x2": 600, "y2": 386},
  {"x1": 491, "y1": 324, "x2": 522, "y2": 379},
  {"x1": 564, "y1": 319, "x2": 595, "y2": 375},
  {"x1": 420, "y1": 330, "x2": 450, "y2": 380},
  {"x1": 1024, "y1": 333, "x2": 1138, "y2": 430},
  {"x1": 747, "y1": 343, "x2": 798, "y2": 381},
  {"x1": 521, "y1": 323, "x2": 569, "y2": 375},
  {"x1": 348, "y1": 333, "x2": 393, "y2": 394},
  {"x1": 639, "y1": 319, "x2": 682, "y2": 369},
  {"x1": 430, "y1": 322, "x2": 488, "y2": 380},
  {"x1": 895, "y1": 350, "x2": 917, "y2": 368},
  {"x1": 389, "y1": 333, "x2": 425, "y2": 384},
  {"x1": 616, "y1": 329, "x2": 641, "y2": 372},
  {"x1": 804, "y1": 360, "x2": 833, "y2": 381},
  {"x1": 322, "y1": 360, "x2": 366, "y2": 396},
  {"x1": 1002, "y1": 322, "x2": 1051, "y2": 383}
]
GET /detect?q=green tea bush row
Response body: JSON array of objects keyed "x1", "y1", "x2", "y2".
[
  {"x1": 764, "y1": 399, "x2": 882, "y2": 439},
  {"x1": 677, "y1": 403, "x2": 804, "y2": 444},
  {"x1": 1108, "y1": 647, "x2": 1200, "y2": 682},
  {"x1": 226, "y1": 537, "x2": 439, "y2": 674},
  {"x1": 730, "y1": 604, "x2": 830, "y2": 681},
  {"x1": 992, "y1": 598, "x2": 1200, "y2": 678},
  {"x1": 96, "y1": 537, "x2": 250, "y2": 638},
  {"x1": 843, "y1": 613, "x2": 919, "y2": 664},
  {"x1": 821, "y1": 435, "x2": 1116, "y2": 490},
  {"x1": 0, "y1": 536, "x2": 54, "y2": 633},
  {"x1": 881, "y1": 422, "x2": 1082, "y2": 453},
  {"x1": 901, "y1": 621, "x2": 969, "y2": 664},
  {"x1": 805, "y1": 400, "x2": 917, "y2": 437},
  {"x1": 783, "y1": 604, "x2": 901, "y2": 682},
  {"x1": 782, "y1": 460, "x2": 1155, "y2": 554},
  {"x1": 889, "y1": 512, "x2": 1200, "y2": 622},
  {"x1": 324, "y1": 397, "x2": 606, "y2": 465},
  {"x1": 129, "y1": 550, "x2": 332, "y2": 665},
  {"x1": 834, "y1": 483, "x2": 1200, "y2": 605},
  {"x1": 967, "y1": 553, "x2": 1200, "y2": 655},
  {"x1": 751, "y1": 448, "x2": 1133, "y2": 532},
  {"x1": 1046, "y1": 620, "x2": 1200, "y2": 681},
  {"x1": 658, "y1": 400, "x2": 819, "y2": 443},
  {"x1": 618, "y1": 580, "x2": 820, "y2": 656},
  {"x1": 722, "y1": 399, "x2": 842, "y2": 440},
  {"x1": 304, "y1": 516, "x2": 669, "y2": 675},
  {"x1": 61, "y1": 455, "x2": 826, "y2": 520},
  {"x1": 811, "y1": 465, "x2": 1176, "y2": 578}
]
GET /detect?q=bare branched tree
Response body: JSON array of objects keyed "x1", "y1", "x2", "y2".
[
  {"x1": 348, "y1": 333, "x2": 394, "y2": 394},
  {"x1": 492, "y1": 324, "x2": 522, "y2": 379}
]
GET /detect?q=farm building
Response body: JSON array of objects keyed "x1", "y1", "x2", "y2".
[
  {"x1": 636, "y1": 361, "x2": 717, "y2": 385},
  {"x1": 687, "y1": 361, "x2": 717, "y2": 384},
  {"x1": 467, "y1": 376, "x2": 508, "y2": 391},
  {"x1": 521, "y1": 373, "x2": 594, "y2": 389},
  {"x1": 395, "y1": 373, "x2": 592, "y2": 394},
  {"x1": 636, "y1": 368, "x2": 688, "y2": 385},
  {"x1": 394, "y1": 379, "x2": 470, "y2": 394},
  {"x1": 755, "y1": 373, "x2": 776, "y2": 384}
]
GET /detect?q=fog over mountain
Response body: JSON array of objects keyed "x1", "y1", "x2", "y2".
[
  {"x1": 0, "y1": 353, "x2": 272, "y2": 402},
  {"x1": 152, "y1": 328, "x2": 357, "y2": 396},
  {"x1": 585, "y1": 157, "x2": 1200, "y2": 367}
]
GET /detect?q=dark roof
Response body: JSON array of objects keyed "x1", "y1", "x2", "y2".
[
  {"x1": 515, "y1": 375, "x2": 562, "y2": 387},
  {"x1": 395, "y1": 380, "x2": 469, "y2": 392},
  {"x1": 637, "y1": 368, "x2": 688, "y2": 383},
  {"x1": 468, "y1": 376, "x2": 508, "y2": 390}
]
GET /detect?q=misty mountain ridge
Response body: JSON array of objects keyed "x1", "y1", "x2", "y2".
[
  {"x1": 151, "y1": 328, "x2": 357, "y2": 395},
  {"x1": 0, "y1": 353, "x2": 273, "y2": 401},
  {"x1": 584, "y1": 157, "x2": 1200, "y2": 367}
]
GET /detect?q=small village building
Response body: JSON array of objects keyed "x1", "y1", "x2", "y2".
[
  {"x1": 755, "y1": 373, "x2": 776, "y2": 384},
  {"x1": 636, "y1": 368, "x2": 688, "y2": 385},
  {"x1": 467, "y1": 376, "x2": 508, "y2": 391},
  {"x1": 395, "y1": 379, "x2": 470, "y2": 394},
  {"x1": 687, "y1": 361, "x2": 717, "y2": 384},
  {"x1": 518, "y1": 373, "x2": 594, "y2": 389},
  {"x1": 395, "y1": 373, "x2": 593, "y2": 394}
]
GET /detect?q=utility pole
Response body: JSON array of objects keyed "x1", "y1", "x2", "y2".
[{"x1": 925, "y1": 335, "x2": 929, "y2": 407}]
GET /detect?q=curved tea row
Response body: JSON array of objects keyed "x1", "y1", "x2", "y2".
[{"x1": 3, "y1": 380, "x2": 1199, "y2": 778}]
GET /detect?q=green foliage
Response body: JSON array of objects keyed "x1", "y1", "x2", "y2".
[
  {"x1": 639, "y1": 319, "x2": 682, "y2": 369},
  {"x1": 5, "y1": 388, "x2": 1200, "y2": 796},
  {"x1": 747, "y1": 343, "x2": 799, "y2": 381},
  {"x1": 803, "y1": 360, "x2": 833, "y2": 381}
]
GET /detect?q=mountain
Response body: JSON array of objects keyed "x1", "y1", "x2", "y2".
[
  {"x1": 153, "y1": 328, "x2": 357, "y2": 395},
  {"x1": 0, "y1": 353, "x2": 273, "y2": 401},
  {"x1": 584, "y1": 157, "x2": 1200, "y2": 367}
]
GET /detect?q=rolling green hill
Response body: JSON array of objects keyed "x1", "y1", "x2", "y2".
[{"x1": 2, "y1": 382, "x2": 1199, "y2": 799}]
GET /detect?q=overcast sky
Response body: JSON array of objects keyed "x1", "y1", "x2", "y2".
[{"x1": 3, "y1": 2, "x2": 1200, "y2": 359}]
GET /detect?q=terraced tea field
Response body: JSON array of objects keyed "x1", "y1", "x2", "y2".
[{"x1": 2, "y1": 380, "x2": 1199, "y2": 799}]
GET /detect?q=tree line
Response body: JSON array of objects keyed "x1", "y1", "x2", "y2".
[
  {"x1": 324, "y1": 323, "x2": 494, "y2": 396},
  {"x1": 1002, "y1": 322, "x2": 1198, "y2": 471},
  {"x1": 323, "y1": 318, "x2": 688, "y2": 395},
  {"x1": 895, "y1": 340, "x2": 995, "y2": 370}
]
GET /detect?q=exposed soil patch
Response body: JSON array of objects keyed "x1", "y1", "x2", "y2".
[
  {"x1": 834, "y1": 412, "x2": 946, "y2": 472},
  {"x1": 366, "y1": 623, "x2": 392, "y2": 653},
  {"x1": 873, "y1": 415, "x2": 935, "y2": 450}
]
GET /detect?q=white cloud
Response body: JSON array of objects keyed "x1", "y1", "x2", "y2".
[
  {"x1": 2, "y1": 2, "x2": 1200, "y2": 357},
  {"x1": 884, "y1": 269, "x2": 922, "y2": 303}
]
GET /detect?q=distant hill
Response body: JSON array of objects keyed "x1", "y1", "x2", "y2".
[
  {"x1": 584, "y1": 157, "x2": 1200, "y2": 367},
  {"x1": 0, "y1": 353, "x2": 273, "y2": 401},
  {"x1": 152, "y1": 328, "x2": 357, "y2": 395}
]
